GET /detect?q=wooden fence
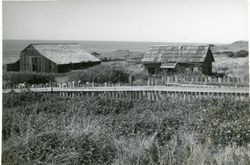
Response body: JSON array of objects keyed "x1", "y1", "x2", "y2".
[
  {"x1": 2, "y1": 82, "x2": 133, "y2": 89},
  {"x1": 2, "y1": 75, "x2": 249, "y2": 90},
  {"x1": 3, "y1": 86, "x2": 249, "y2": 101},
  {"x1": 148, "y1": 75, "x2": 248, "y2": 86}
]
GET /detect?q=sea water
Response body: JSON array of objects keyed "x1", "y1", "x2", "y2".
[{"x1": 2, "y1": 40, "x2": 199, "y2": 64}]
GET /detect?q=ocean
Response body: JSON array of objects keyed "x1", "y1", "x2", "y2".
[{"x1": 2, "y1": 40, "x2": 204, "y2": 64}]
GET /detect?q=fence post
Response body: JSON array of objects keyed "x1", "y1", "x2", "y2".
[
  {"x1": 195, "y1": 77, "x2": 199, "y2": 83},
  {"x1": 234, "y1": 77, "x2": 237, "y2": 84},
  {"x1": 218, "y1": 77, "x2": 221, "y2": 83},
  {"x1": 191, "y1": 77, "x2": 194, "y2": 83},
  {"x1": 166, "y1": 76, "x2": 170, "y2": 83},
  {"x1": 208, "y1": 76, "x2": 212, "y2": 83},
  {"x1": 147, "y1": 78, "x2": 150, "y2": 86},
  {"x1": 214, "y1": 77, "x2": 218, "y2": 83},
  {"x1": 237, "y1": 77, "x2": 241, "y2": 83},
  {"x1": 182, "y1": 76, "x2": 185, "y2": 83},
  {"x1": 92, "y1": 82, "x2": 95, "y2": 87},
  {"x1": 175, "y1": 76, "x2": 178, "y2": 83}
]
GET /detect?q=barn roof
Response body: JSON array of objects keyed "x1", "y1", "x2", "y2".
[
  {"x1": 3, "y1": 57, "x2": 19, "y2": 65},
  {"x1": 27, "y1": 43, "x2": 101, "y2": 65},
  {"x1": 142, "y1": 45, "x2": 214, "y2": 63}
]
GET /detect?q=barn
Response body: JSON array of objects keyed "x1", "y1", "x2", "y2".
[
  {"x1": 20, "y1": 43, "x2": 101, "y2": 73},
  {"x1": 141, "y1": 45, "x2": 214, "y2": 75},
  {"x1": 3, "y1": 59, "x2": 20, "y2": 72}
]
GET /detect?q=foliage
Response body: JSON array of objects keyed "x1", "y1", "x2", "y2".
[
  {"x1": 68, "y1": 65, "x2": 129, "y2": 83},
  {"x1": 2, "y1": 93, "x2": 250, "y2": 164},
  {"x1": 3, "y1": 71, "x2": 56, "y2": 86}
]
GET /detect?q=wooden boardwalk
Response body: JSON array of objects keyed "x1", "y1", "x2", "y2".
[{"x1": 3, "y1": 85, "x2": 249, "y2": 101}]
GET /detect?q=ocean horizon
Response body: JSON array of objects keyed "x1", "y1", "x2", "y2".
[{"x1": 2, "y1": 39, "x2": 219, "y2": 64}]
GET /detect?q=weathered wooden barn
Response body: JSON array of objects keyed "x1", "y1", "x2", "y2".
[
  {"x1": 3, "y1": 59, "x2": 20, "y2": 72},
  {"x1": 141, "y1": 45, "x2": 214, "y2": 75},
  {"x1": 20, "y1": 43, "x2": 101, "y2": 73}
]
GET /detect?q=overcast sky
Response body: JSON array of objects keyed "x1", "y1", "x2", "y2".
[{"x1": 2, "y1": 0, "x2": 248, "y2": 43}]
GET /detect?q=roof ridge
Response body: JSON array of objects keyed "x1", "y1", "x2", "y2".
[
  {"x1": 151, "y1": 44, "x2": 210, "y2": 47},
  {"x1": 31, "y1": 43, "x2": 79, "y2": 45}
]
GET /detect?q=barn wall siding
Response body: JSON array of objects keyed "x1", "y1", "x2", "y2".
[
  {"x1": 202, "y1": 50, "x2": 213, "y2": 75},
  {"x1": 142, "y1": 45, "x2": 215, "y2": 75},
  {"x1": 143, "y1": 47, "x2": 214, "y2": 75},
  {"x1": 20, "y1": 45, "x2": 57, "y2": 73},
  {"x1": 5, "y1": 60, "x2": 20, "y2": 72},
  {"x1": 144, "y1": 63, "x2": 161, "y2": 74},
  {"x1": 57, "y1": 61, "x2": 101, "y2": 73},
  {"x1": 145, "y1": 62, "x2": 211, "y2": 75}
]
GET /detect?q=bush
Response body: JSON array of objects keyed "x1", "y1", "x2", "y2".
[
  {"x1": 3, "y1": 92, "x2": 45, "y2": 108},
  {"x1": 68, "y1": 65, "x2": 129, "y2": 83},
  {"x1": 85, "y1": 97, "x2": 134, "y2": 115},
  {"x1": 3, "y1": 132, "x2": 117, "y2": 164},
  {"x1": 189, "y1": 98, "x2": 250, "y2": 147},
  {"x1": 228, "y1": 50, "x2": 248, "y2": 58},
  {"x1": 3, "y1": 72, "x2": 56, "y2": 85}
]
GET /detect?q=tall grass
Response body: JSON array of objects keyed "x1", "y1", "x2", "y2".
[
  {"x1": 3, "y1": 64, "x2": 130, "y2": 87},
  {"x1": 2, "y1": 93, "x2": 250, "y2": 164}
]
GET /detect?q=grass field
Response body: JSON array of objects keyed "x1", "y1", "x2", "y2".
[
  {"x1": 213, "y1": 56, "x2": 249, "y2": 80},
  {"x1": 2, "y1": 93, "x2": 250, "y2": 165}
]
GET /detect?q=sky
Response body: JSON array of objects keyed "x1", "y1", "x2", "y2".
[{"x1": 2, "y1": 0, "x2": 249, "y2": 43}]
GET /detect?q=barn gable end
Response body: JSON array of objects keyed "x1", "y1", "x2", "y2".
[{"x1": 20, "y1": 43, "x2": 101, "y2": 73}]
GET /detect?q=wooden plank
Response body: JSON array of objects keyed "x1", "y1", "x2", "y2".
[{"x1": 3, "y1": 86, "x2": 249, "y2": 94}]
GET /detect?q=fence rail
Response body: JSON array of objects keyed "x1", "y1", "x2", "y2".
[
  {"x1": 3, "y1": 86, "x2": 249, "y2": 101},
  {"x1": 2, "y1": 75, "x2": 249, "y2": 90},
  {"x1": 147, "y1": 75, "x2": 248, "y2": 86}
]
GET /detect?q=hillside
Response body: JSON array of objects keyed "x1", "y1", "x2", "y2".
[
  {"x1": 100, "y1": 49, "x2": 145, "y2": 61},
  {"x1": 212, "y1": 41, "x2": 249, "y2": 79},
  {"x1": 212, "y1": 41, "x2": 248, "y2": 53},
  {"x1": 212, "y1": 41, "x2": 248, "y2": 58}
]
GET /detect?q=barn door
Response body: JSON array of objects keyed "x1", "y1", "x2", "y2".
[{"x1": 30, "y1": 56, "x2": 42, "y2": 72}]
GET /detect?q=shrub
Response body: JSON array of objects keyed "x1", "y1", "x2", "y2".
[
  {"x1": 228, "y1": 50, "x2": 248, "y2": 58},
  {"x1": 3, "y1": 132, "x2": 117, "y2": 164},
  {"x1": 68, "y1": 65, "x2": 129, "y2": 83},
  {"x1": 3, "y1": 92, "x2": 45, "y2": 108},
  {"x1": 156, "y1": 118, "x2": 183, "y2": 145},
  {"x1": 84, "y1": 96, "x2": 134, "y2": 115},
  {"x1": 3, "y1": 72, "x2": 56, "y2": 86},
  {"x1": 187, "y1": 98, "x2": 250, "y2": 147}
]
